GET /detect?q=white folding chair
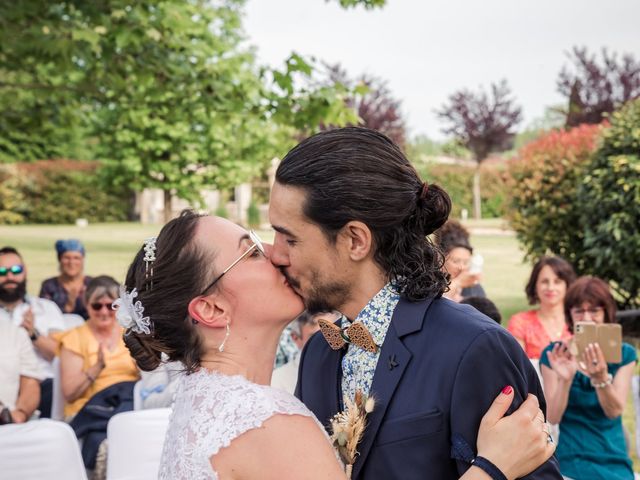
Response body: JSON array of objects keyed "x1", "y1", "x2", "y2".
[
  {"x1": 50, "y1": 356, "x2": 66, "y2": 421},
  {"x1": 106, "y1": 408, "x2": 171, "y2": 480},
  {"x1": 632, "y1": 375, "x2": 640, "y2": 459},
  {"x1": 0, "y1": 419, "x2": 87, "y2": 479}
]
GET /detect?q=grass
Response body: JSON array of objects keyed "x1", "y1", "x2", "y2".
[{"x1": 1, "y1": 220, "x2": 637, "y2": 470}]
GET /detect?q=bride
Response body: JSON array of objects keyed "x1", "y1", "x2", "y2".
[{"x1": 117, "y1": 211, "x2": 554, "y2": 480}]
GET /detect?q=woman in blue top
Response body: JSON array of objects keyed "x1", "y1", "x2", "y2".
[{"x1": 540, "y1": 276, "x2": 637, "y2": 480}]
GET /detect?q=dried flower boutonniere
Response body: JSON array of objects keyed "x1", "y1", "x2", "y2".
[{"x1": 329, "y1": 390, "x2": 375, "y2": 479}]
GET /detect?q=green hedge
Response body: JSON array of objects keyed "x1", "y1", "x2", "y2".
[
  {"x1": 0, "y1": 160, "x2": 131, "y2": 224},
  {"x1": 415, "y1": 162, "x2": 506, "y2": 218}
]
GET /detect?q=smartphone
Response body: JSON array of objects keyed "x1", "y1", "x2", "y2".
[{"x1": 573, "y1": 322, "x2": 622, "y2": 363}]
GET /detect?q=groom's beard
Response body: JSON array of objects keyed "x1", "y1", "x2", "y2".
[
  {"x1": 0, "y1": 279, "x2": 27, "y2": 303},
  {"x1": 299, "y1": 269, "x2": 350, "y2": 316}
]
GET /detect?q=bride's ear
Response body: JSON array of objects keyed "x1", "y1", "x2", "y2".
[{"x1": 188, "y1": 295, "x2": 229, "y2": 328}]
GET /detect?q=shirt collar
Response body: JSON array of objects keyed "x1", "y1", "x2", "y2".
[{"x1": 342, "y1": 282, "x2": 400, "y2": 347}]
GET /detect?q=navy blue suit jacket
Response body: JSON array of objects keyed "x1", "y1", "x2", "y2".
[{"x1": 295, "y1": 296, "x2": 562, "y2": 479}]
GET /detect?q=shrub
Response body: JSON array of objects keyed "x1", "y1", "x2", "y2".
[
  {"x1": 9, "y1": 160, "x2": 131, "y2": 224},
  {"x1": 0, "y1": 164, "x2": 30, "y2": 224},
  {"x1": 504, "y1": 124, "x2": 602, "y2": 269},
  {"x1": 416, "y1": 162, "x2": 506, "y2": 218},
  {"x1": 578, "y1": 99, "x2": 640, "y2": 308},
  {"x1": 247, "y1": 201, "x2": 261, "y2": 228}
]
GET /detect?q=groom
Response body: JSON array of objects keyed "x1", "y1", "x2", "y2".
[{"x1": 268, "y1": 127, "x2": 561, "y2": 479}]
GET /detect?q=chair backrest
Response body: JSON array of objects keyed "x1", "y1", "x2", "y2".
[
  {"x1": 106, "y1": 408, "x2": 171, "y2": 480},
  {"x1": 50, "y1": 356, "x2": 65, "y2": 421},
  {"x1": 62, "y1": 313, "x2": 85, "y2": 330},
  {"x1": 0, "y1": 419, "x2": 87, "y2": 480},
  {"x1": 632, "y1": 375, "x2": 640, "y2": 459}
]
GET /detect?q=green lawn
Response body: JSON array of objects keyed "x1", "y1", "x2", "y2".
[{"x1": 1, "y1": 220, "x2": 637, "y2": 470}]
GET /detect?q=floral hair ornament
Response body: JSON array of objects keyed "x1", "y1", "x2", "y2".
[
  {"x1": 113, "y1": 286, "x2": 152, "y2": 335},
  {"x1": 143, "y1": 237, "x2": 157, "y2": 290}
]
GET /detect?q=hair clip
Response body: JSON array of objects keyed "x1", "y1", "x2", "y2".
[{"x1": 143, "y1": 237, "x2": 157, "y2": 290}]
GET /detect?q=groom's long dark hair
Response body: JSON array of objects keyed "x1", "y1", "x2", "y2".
[{"x1": 275, "y1": 127, "x2": 451, "y2": 301}]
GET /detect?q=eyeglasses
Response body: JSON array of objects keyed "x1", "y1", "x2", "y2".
[
  {"x1": 0, "y1": 265, "x2": 24, "y2": 277},
  {"x1": 570, "y1": 306, "x2": 604, "y2": 319},
  {"x1": 90, "y1": 302, "x2": 114, "y2": 311},
  {"x1": 200, "y1": 230, "x2": 266, "y2": 295}
]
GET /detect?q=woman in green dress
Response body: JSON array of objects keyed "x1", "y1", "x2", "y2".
[{"x1": 540, "y1": 276, "x2": 637, "y2": 480}]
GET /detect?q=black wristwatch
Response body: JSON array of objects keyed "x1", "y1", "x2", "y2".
[{"x1": 30, "y1": 329, "x2": 40, "y2": 342}]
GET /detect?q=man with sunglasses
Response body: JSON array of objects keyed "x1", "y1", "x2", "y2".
[{"x1": 0, "y1": 246, "x2": 65, "y2": 419}]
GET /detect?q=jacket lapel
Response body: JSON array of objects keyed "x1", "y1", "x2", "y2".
[{"x1": 351, "y1": 297, "x2": 434, "y2": 479}]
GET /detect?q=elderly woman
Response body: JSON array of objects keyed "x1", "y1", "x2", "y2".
[
  {"x1": 434, "y1": 220, "x2": 485, "y2": 302},
  {"x1": 118, "y1": 211, "x2": 554, "y2": 480},
  {"x1": 40, "y1": 239, "x2": 92, "y2": 319},
  {"x1": 508, "y1": 256, "x2": 576, "y2": 359},
  {"x1": 540, "y1": 276, "x2": 637, "y2": 480},
  {"x1": 59, "y1": 275, "x2": 139, "y2": 474}
]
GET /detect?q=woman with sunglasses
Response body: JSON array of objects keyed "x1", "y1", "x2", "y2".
[
  {"x1": 540, "y1": 276, "x2": 637, "y2": 480},
  {"x1": 59, "y1": 275, "x2": 139, "y2": 420},
  {"x1": 119, "y1": 211, "x2": 555, "y2": 480}
]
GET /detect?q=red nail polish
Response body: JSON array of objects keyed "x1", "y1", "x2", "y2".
[{"x1": 502, "y1": 385, "x2": 513, "y2": 395}]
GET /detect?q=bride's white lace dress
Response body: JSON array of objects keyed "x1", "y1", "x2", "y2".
[{"x1": 159, "y1": 368, "x2": 323, "y2": 479}]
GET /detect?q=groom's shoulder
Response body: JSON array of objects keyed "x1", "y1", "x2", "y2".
[{"x1": 403, "y1": 296, "x2": 513, "y2": 349}]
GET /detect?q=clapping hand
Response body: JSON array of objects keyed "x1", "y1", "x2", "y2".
[
  {"x1": 20, "y1": 307, "x2": 36, "y2": 337},
  {"x1": 547, "y1": 342, "x2": 577, "y2": 382}
]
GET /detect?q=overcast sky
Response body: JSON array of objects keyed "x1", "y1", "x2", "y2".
[{"x1": 244, "y1": 0, "x2": 640, "y2": 140}]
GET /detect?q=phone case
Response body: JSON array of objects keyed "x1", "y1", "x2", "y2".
[{"x1": 574, "y1": 322, "x2": 622, "y2": 363}]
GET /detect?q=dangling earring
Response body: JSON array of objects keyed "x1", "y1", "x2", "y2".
[{"x1": 218, "y1": 322, "x2": 230, "y2": 353}]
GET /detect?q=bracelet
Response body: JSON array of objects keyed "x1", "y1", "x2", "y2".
[
  {"x1": 85, "y1": 371, "x2": 96, "y2": 383},
  {"x1": 590, "y1": 373, "x2": 613, "y2": 389},
  {"x1": 471, "y1": 456, "x2": 508, "y2": 480}
]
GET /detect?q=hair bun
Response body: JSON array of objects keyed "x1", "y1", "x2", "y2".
[
  {"x1": 124, "y1": 332, "x2": 162, "y2": 372},
  {"x1": 419, "y1": 184, "x2": 451, "y2": 235}
]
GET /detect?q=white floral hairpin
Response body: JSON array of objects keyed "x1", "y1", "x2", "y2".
[
  {"x1": 143, "y1": 237, "x2": 157, "y2": 290},
  {"x1": 113, "y1": 286, "x2": 152, "y2": 335}
]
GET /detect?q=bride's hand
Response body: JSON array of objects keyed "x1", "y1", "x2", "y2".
[{"x1": 476, "y1": 387, "x2": 555, "y2": 480}]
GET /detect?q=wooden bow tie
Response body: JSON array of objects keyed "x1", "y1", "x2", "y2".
[{"x1": 318, "y1": 319, "x2": 378, "y2": 353}]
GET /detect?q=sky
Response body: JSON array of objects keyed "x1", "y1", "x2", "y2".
[{"x1": 243, "y1": 0, "x2": 640, "y2": 140}]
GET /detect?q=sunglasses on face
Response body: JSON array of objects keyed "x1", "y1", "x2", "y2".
[
  {"x1": 0, "y1": 265, "x2": 24, "y2": 277},
  {"x1": 200, "y1": 230, "x2": 266, "y2": 295},
  {"x1": 90, "y1": 302, "x2": 114, "y2": 312}
]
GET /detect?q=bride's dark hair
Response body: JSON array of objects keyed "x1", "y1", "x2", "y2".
[{"x1": 122, "y1": 210, "x2": 218, "y2": 373}]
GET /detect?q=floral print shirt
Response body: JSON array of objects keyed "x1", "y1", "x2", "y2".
[{"x1": 341, "y1": 282, "x2": 400, "y2": 404}]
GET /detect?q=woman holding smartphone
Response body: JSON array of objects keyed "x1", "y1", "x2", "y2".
[{"x1": 540, "y1": 276, "x2": 637, "y2": 480}]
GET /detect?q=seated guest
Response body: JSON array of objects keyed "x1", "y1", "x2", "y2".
[
  {"x1": 40, "y1": 239, "x2": 92, "y2": 320},
  {"x1": 59, "y1": 275, "x2": 139, "y2": 419},
  {"x1": 271, "y1": 311, "x2": 325, "y2": 394},
  {"x1": 460, "y1": 296, "x2": 502, "y2": 324},
  {"x1": 0, "y1": 318, "x2": 43, "y2": 423},
  {"x1": 541, "y1": 276, "x2": 637, "y2": 480},
  {"x1": 0, "y1": 246, "x2": 64, "y2": 418},
  {"x1": 434, "y1": 220, "x2": 485, "y2": 302},
  {"x1": 59, "y1": 275, "x2": 139, "y2": 474},
  {"x1": 508, "y1": 256, "x2": 576, "y2": 359}
]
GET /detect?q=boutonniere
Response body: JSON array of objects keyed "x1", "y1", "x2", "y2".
[{"x1": 329, "y1": 390, "x2": 375, "y2": 479}]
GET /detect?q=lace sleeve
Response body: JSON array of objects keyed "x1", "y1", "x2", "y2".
[{"x1": 159, "y1": 370, "x2": 321, "y2": 480}]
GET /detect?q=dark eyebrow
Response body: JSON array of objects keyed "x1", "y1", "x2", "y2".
[
  {"x1": 271, "y1": 225, "x2": 298, "y2": 240},
  {"x1": 238, "y1": 233, "x2": 250, "y2": 247}
]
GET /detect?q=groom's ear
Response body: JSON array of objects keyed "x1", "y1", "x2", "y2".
[
  {"x1": 339, "y1": 221, "x2": 373, "y2": 262},
  {"x1": 188, "y1": 294, "x2": 230, "y2": 328}
]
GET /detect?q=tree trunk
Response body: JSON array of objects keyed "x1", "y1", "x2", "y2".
[
  {"x1": 163, "y1": 189, "x2": 172, "y2": 224},
  {"x1": 473, "y1": 163, "x2": 482, "y2": 220}
]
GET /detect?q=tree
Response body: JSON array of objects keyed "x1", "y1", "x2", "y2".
[
  {"x1": 577, "y1": 99, "x2": 640, "y2": 308},
  {"x1": 322, "y1": 64, "x2": 407, "y2": 148},
  {"x1": 437, "y1": 80, "x2": 522, "y2": 219},
  {"x1": 558, "y1": 46, "x2": 640, "y2": 127},
  {"x1": 0, "y1": 1, "x2": 359, "y2": 222},
  {"x1": 505, "y1": 124, "x2": 602, "y2": 270}
]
